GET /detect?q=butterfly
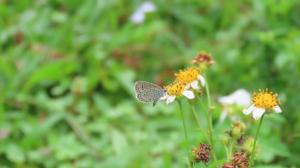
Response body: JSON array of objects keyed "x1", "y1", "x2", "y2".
[{"x1": 134, "y1": 81, "x2": 166, "y2": 106}]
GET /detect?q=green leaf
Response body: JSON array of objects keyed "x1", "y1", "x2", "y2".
[
  {"x1": 23, "y1": 59, "x2": 77, "y2": 91},
  {"x1": 5, "y1": 144, "x2": 25, "y2": 163}
]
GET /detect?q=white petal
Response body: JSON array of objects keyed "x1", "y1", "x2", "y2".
[
  {"x1": 219, "y1": 109, "x2": 228, "y2": 123},
  {"x1": 252, "y1": 107, "x2": 265, "y2": 120},
  {"x1": 233, "y1": 89, "x2": 251, "y2": 106},
  {"x1": 273, "y1": 105, "x2": 282, "y2": 113},
  {"x1": 182, "y1": 90, "x2": 195, "y2": 99},
  {"x1": 218, "y1": 89, "x2": 251, "y2": 106},
  {"x1": 218, "y1": 95, "x2": 234, "y2": 105},
  {"x1": 166, "y1": 95, "x2": 176, "y2": 104},
  {"x1": 159, "y1": 94, "x2": 167, "y2": 100},
  {"x1": 198, "y1": 75, "x2": 206, "y2": 86},
  {"x1": 243, "y1": 104, "x2": 255, "y2": 115},
  {"x1": 191, "y1": 80, "x2": 199, "y2": 90}
]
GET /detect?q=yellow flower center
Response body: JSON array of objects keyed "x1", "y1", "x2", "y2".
[
  {"x1": 164, "y1": 82, "x2": 185, "y2": 96},
  {"x1": 175, "y1": 67, "x2": 200, "y2": 85},
  {"x1": 252, "y1": 89, "x2": 279, "y2": 109}
]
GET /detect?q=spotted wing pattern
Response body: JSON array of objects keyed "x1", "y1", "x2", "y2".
[{"x1": 134, "y1": 81, "x2": 166, "y2": 103}]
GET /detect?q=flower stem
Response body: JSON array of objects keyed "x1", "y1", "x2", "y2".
[
  {"x1": 204, "y1": 79, "x2": 218, "y2": 165},
  {"x1": 191, "y1": 104, "x2": 208, "y2": 139},
  {"x1": 177, "y1": 100, "x2": 193, "y2": 167},
  {"x1": 250, "y1": 114, "x2": 265, "y2": 166},
  {"x1": 223, "y1": 142, "x2": 230, "y2": 161},
  {"x1": 177, "y1": 100, "x2": 189, "y2": 142},
  {"x1": 228, "y1": 141, "x2": 234, "y2": 161}
]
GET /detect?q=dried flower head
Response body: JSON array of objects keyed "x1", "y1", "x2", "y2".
[
  {"x1": 223, "y1": 152, "x2": 249, "y2": 168},
  {"x1": 192, "y1": 143, "x2": 211, "y2": 164},
  {"x1": 192, "y1": 51, "x2": 215, "y2": 65},
  {"x1": 222, "y1": 163, "x2": 234, "y2": 168},
  {"x1": 243, "y1": 89, "x2": 282, "y2": 120},
  {"x1": 232, "y1": 152, "x2": 249, "y2": 168}
]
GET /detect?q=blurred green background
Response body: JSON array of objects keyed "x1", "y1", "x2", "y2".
[{"x1": 1, "y1": 0, "x2": 300, "y2": 167}]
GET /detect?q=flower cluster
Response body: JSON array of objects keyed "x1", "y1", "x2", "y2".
[
  {"x1": 135, "y1": 50, "x2": 284, "y2": 167},
  {"x1": 160, "y1": 67, "x2": 206, "y2": 104},
  {"x1": 160, "y1": 52, "x2": 214, "y2": 104},
  {"x1": 158, "y1": 52, "x2": 215, "y2": 104}
]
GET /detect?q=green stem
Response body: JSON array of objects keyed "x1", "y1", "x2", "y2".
[
  {"x1": 191, "y1": 104, "x2": 208, "y2": 139},
  {"x1": 177, "y1": 100, "x2": 193, "y2": 167},
  {"x1": 187, "y1": 158, "x2": 193, "y2": 168},
  {"x1": 204, "y1": 78, "x2": 218, "y2": 165},
  {"x1": 250, "y1": 114, "x2": 265, "y2": 166},
  {"x1": 223, "y1": 142, "x2": 230, "y2": 161},
  {"x1": 178, "y1": 100, "x2": 189, "y2": 142},
  {"x1": 228, "y1": 141, "x2": 233, "y2": 161}
]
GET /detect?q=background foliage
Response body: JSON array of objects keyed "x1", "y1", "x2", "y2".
[{"x1": 0, "y1": 0, "x2": 300, "y2": 167}]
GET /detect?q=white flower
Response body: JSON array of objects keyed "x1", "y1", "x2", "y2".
[
  {"x1": 130, "y1": 1, "x2": 156, "y2": 24},
  {"x1": 160, "y1": 82, "x2": 195, "y2": 104},
  {"x1": 175, "y1": 67, "x2": 206, "y2": 92},
  {"x1": 218, "y1": 89, "x2": 251, "y2": 122},
  {"x1": 160, "y1": 68, "x2": 207, "y2": 104},
  {"x1": 243, "y1": 89, "x2": 282, "y2": 120},
  {"x1": 218, "y1": 89, "x2": 251, "y2": 106}
]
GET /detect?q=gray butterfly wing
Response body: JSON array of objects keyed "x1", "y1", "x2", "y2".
[{"x1": 134, "y1": 81, "x2": 166, "y2": 103}]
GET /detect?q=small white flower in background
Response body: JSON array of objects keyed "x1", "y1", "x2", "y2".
[
  {"x1": 130, "y1": 1, "x2": 156, "y2": 24},
  {"x1": 243, "y1": 89, "x2": 282, "y2": 120},
  {"x1": 160, "y1": 82, "x2": 195, "y2": 104},
  {"x1": 218, "y1": 89, "x2": 251, "y2": 122},
  {"x1": 219, "y1": 89, "x2": 251, "y2": 106}
]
